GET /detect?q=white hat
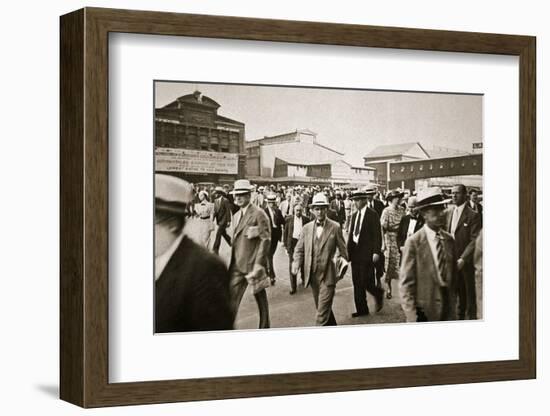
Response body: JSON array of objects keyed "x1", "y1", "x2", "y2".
[
  {"x1": 416, "y1": 187, "x2": 451, "y2": 211},
  {"x1": 231, "y1": 179, "x2": 254, "y2": 195},
  {"x1": 309, "y1": 192, "x2": 329, "y2": 207},
  {"x1": 155, "y1": 174, "x2": 193, "y2": 214}
]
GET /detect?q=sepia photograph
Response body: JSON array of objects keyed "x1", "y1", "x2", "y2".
[{"x1": 153, "y1": 81, "x2": 483, "y2": 333}]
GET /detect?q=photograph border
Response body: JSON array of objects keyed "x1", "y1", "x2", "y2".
[{"x1": 60, "y1": 7, "x2": 536, "y2": 407}]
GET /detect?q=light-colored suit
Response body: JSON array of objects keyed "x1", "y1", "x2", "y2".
[
  {"x1": 399, "y1": 227, "x2": 458, "y2": 322},
  {"x1": 292, "y1": 218, "x2": 348, "y2": 325},
  {"x1": 229, "y1": 203, "x2": 271, "y2": 328}
]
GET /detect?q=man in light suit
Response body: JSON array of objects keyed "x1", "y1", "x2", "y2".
[
  {"x1": 399, "y1": 187, "x2": 458, "y2": 322},
  {"x1": 229, "y1": 179, "x2": 272, "y2": 329},
  {"x1": 292, "y1": 193, "x2": 349, "y2": 326},
  {"x1": 154, "y1": 174, "x2": 233, "y2": 333},
  {"x1": 347, "y1": 187, "x2": 385, "y2": 317},
  {"x1": 447, "y1": 184, "x2": 481, "y2": 320}
]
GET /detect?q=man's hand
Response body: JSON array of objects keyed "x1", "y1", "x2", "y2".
[
  {"x1": 291, "y1": 262, "x2": 299, "y2": 276},
  {"x1": 372, "y1": 253, "x2": 380, "y2": 263},
  {"x1": 457, "y1": 258, "x2": 465, "y2": 271}
]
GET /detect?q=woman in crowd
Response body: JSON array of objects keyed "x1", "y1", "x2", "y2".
[
  {"x1": 380, "y1": 189, "x2": 405, "y2": 299},
  {"x1": 194, "y1": 190, "x2": 215, "y2": 248}
]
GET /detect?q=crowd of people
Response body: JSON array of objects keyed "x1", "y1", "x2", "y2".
[{"x1": 154, "y1": 173, "x2": 483, "y2": 332}]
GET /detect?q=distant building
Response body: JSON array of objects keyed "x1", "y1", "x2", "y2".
[
  {"x1": 155, "y1": 90, "x2": 246, "y2": 184},
  {"x1": 363, "y1": 141, "x2": 482, "y2": 192},
  {"x1": 246, "y1": 129, "x2": 375, "y2": 186}
]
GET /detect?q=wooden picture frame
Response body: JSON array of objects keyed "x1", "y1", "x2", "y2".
[{"x1": 60, "y1": 7, "x2": 536, "y2": 408}]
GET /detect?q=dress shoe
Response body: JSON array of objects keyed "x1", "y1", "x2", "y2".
[
  {"x1": 289, "y1": 289, "x2": 296, "y2": 295},
  {"x1": 351, "y1": 311, "x2": 369, "y2": 318},
  {"x1": 270, "y1": 278, "x2": 276, "y2": 286}
]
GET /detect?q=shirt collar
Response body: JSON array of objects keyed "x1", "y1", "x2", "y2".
[{"x1": 423, "y1": 224, "x2": 440, "y2": 240}]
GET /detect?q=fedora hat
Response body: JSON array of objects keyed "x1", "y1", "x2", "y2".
[
  {"x1": 385, "y1": 189, "x2": 405, "y2": 201},
  {"x1": 309, "y1": 192, "x2": 330, "y2": 208},
  {"x1": 213, "y1": 186, "x2": 226, "y2": 195},
  {"x1": 416, "y1": 187, "x2": 451, "y2": 211},
  {"x1": 155, "y1": 174, "x2": 193, "y2": 215},
  {"x1": 231, "y1": 179, "x2": 254, "y2": 195}
]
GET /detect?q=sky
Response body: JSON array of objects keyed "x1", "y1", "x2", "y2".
[{"x1": 155, "y1": 81, "x2": 482, "y2": 166}]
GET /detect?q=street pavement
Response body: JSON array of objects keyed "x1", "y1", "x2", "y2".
[{"x1": 186, "y1": 218, "x2": 406, "y2": 330}]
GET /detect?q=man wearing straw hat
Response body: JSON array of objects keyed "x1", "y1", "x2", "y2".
[
  {"x1": 292, "y1": 192, "x2": 348, "y2": 326},
  {"x1": 154, "y1": 174, "x2": 233, "y2": 333},
  {"x1": 399, "y1": 187, "x2": 458, "y2": 322},
  {"x1": 347, "y1": 186, "x2": 385, "y2": 318},
  {"x1": 229, "y1": 179, "x2": 271, "y2": 328}
]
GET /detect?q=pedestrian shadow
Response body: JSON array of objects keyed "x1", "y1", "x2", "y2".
[{"x1": 35, "y1": 384, "x2": 59, "y2": 399}]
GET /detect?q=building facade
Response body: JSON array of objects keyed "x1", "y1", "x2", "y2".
[{"x1": 155, "y1": 90, "x2": 246, "y2": 184}]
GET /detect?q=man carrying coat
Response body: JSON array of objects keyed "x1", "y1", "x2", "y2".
[
  {"x1": 229, "y1": 179, "x2": 272, "y2": 329},
  {"x1": 292, "y1": 193, "x2": 349, "y2": 326}
]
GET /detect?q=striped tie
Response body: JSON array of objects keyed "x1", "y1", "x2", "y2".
[{"x1": 435, "y1": 231, "x2": 447, "y2": 286}]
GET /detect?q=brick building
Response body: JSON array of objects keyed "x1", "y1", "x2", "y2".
[{"x1": 155, "y1": 90, "x2": 246, "y2": 184}]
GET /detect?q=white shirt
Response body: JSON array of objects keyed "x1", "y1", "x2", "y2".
[
  {"x1": 451, "y1": 202, "x2": 466, "y2": 235},
  {"x1": 407, "y1": 217, "x2": 418, "y2": 239},
  {"x1": 423, "y1": 225, "x2": 447, "y2": 287},
  {"x1": 315, "y1": 221, "x2": 325, "y2": 239},
  {"x1": 155, "y1": 231, "x2": 185, "y2": 281},
  {"x1": 352, "y1": 205, "x2": 368, "y2": 244},
  {"x1": 292, "y1": 215, "x2": 304, "y2": 240}
]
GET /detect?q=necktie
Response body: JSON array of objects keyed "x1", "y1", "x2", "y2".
[
  {"x1": 435, "y1": 232, "x2": 447, "y2": 285},
  {"x1": 354, "y1": 211, "x2": 361, "y2": 238}
]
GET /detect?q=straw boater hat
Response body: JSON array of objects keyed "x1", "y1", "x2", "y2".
[
  {"x1": 350, "y1": 184, "x2": 377, "y2": 200},
  {"x1": 231, "y1": 179, "x2": 254, "y2": 195},
  {"x1": 415, "y1": 187, "x2": 451, "y2": 211},
  {"x1": 309, "y1": 192, "x2": 330, "y2": 208},
  {"x1": 266, "y1": 193, "x2": 277, "y2": 203},
  {"x1": 155, "y1": 174, "x2": 193, "y2": 215}
]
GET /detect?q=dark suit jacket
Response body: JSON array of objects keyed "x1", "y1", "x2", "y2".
[
  {"x1": 327, "y1": 208, "x2": 338, "y2": 222},
  {"x1": 330, "y1": 199, "x2": 346, "y2": 224},
  {"x1": 399, "y1": 227, "x2": 458, "y2": 322},
  {"x1": 155, "y1": 236, "x2": 233, "y2": 333},
  {"x1": 214, "y1": 196, "x2": 232, "y2": 227},
  {"x1": 370, "y1": 199, "x2": 386, "y2": 218},
  {"x1": 446, "y1": 204, "x2": 481, "y2": 267},
  {"x1": 397, "y1": 214, "x2": 424, "y2": 250},
  {"x1": 264, "y1": 207, "x2": 285, "y2": 242},
  {"x1": 283, "y1": 214, "x2": 311, "y2": 248},
  {"x1": 230, "y1": 204, "x2": 271, "y2": 275},
  {"x1": 347, "y1": 207, "x2": 382, "y2": 264},
  {"x1": 468, "y1": 200, "x2": 483, "y2": 227}
]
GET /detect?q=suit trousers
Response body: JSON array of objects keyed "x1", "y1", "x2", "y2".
[
  {"x1": 229, "y1": 271, "x2": 270, "y2": 328},
  {"x1": 288, "y1": 238, "x2": 304, "y2": 292},
  {"x1": 212, "y1": 225, "x2": 231, "y2": 254},
  {"x1": 457, "y1": 267, "x2": 477, "y2": 320},
  {"x1": 267, "y1": 232, "x2": 279, "y2": 278},
  {"x1": 351, "y1": 261, "x2": 381, "y2": 314},
  {"x1": 309, "y1": 271, "x2": 337, "y2": 326}
]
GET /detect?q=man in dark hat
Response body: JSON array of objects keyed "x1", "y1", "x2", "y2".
[
  {"x1": 264, "y1": 193, "x2": 285, "y2": 285},
  {"x1": 212, "y1": 186, "x2": 233, "y2": 254},
  {"x1": 347, "y1": 187, "x2": 384, "y2": 317},
  {"x1": 399, "y1": 187, "x2": 458, "y2": 322},
  {"x1": 446, "y1": 184, "x2": 481, "y2": 320},
  {"x1": 154, "y1": 174, "x2": 233, "y2": 333},
  {"x1": 397, "y1": 196, "x2": 424, "y2": 254},
  {"x1": 330, "y1": 192, "x2": 346, "y2": 227},
  {"x1": 292, "y1": 193, "x2": 348, "y2": 326},
  {"x1": 229, "y1": 179, "x2": 271, "y2": 328}
]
